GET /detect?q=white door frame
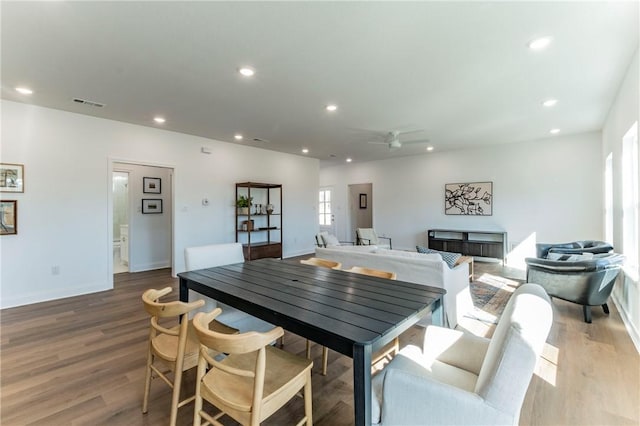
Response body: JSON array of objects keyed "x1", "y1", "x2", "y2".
[
  {"x1": 319, "y1": 186, "x2": 337, "y2": 238},
  {"x1": 107, "y1": 158, "x2": 176, "y2": 288}
]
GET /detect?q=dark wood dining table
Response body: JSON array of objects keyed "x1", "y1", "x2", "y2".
[{"x1": 178, "y1": 258, "x2": 446, "y2": 426}]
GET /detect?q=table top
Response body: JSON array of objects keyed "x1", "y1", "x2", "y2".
[{"x1": 179, "y1": 258, "x2": 445, "y2": 357}]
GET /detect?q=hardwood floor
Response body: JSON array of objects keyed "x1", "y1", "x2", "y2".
[{"x1": 1, "y1": 262, "x2": 638, "y2": 425}]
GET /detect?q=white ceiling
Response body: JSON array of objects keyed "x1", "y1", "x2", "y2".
[{"x1": 2, "y1": 1, "x2": 638, "y2": 167}]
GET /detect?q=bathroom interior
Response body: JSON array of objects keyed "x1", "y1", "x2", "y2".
[{"x1": 113, "y1": 171, "x2": 129, "y2": 273}]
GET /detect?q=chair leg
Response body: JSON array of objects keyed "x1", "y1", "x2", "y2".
[
  {"x1": 169, "y1": 365, "x2": 182, "y2": 426},
  {"x1": 142, "y1": 349, "x2": 153, "y2": 414},
  {"x1": 193, "y1": 357, "x2": 206, "y2": 426},
  {"x1": 583, "y1": 305, "x2": 592, "y2": 323},
  {"x1": 321, "y1": 346, "x2": 328, "y2": 376},
  {"x1": 602, "y1": 303, "x2": 610, "y2": 315},
  {"x1": 304, "y1": 370, "x2": 313, "y2": 426},
  {"x1": 305, "y1": 339, "x2": 311, "y2": 359}
]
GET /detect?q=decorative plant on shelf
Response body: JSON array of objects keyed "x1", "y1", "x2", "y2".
[{"x1": 236, "y1": 195, "x2": 252, "y2": 215}]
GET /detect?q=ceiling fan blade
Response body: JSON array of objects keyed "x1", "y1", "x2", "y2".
[
  {"x1": 368, "y1": 140, "x2": 389, "y2": 145},
  {"x1": 400, "y1": 138, "x2": 430, "y2": 146},
  {"x1": 397, "y1": 129, "x2": 425, "y2": 136}
]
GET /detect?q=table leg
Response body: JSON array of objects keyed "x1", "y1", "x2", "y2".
[
  {"x1": 431, "y1": 297, "x2": 444, "y2": 327},
  {"x1": 353, "y1": 343, "x2": 372, "y2": 426},
  {"x1": 179, "y1": 277, "x2": 189, "y2": 302}
]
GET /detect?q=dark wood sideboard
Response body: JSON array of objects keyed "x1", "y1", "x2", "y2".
[{"x1": 427, "y1": 229, "x2": 508, "y2": 263}]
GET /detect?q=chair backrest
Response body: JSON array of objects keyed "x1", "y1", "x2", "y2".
[
  {"x1": 344, "y1": 266, "x2": 397, "y2": 280},
  {"x1": 300, "y1": 257, "x2": 341, "y2": 269},
  {"x1": 356, "y1": 228, "x2": 378, "y2": 245},
  {"x1": 474, "y1": 283, "x2": 552, "y2": 417},
  {"x1": 184, "y1": 242, "x2": 244, "y2": 271},
  {"x1": 315, "y1": 231, "x2": 329, "y2": 247}
]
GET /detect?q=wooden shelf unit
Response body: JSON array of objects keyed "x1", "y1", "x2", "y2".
[
  {"x1": 427, "y1": 229, "x2": 507, "y2": 263},
  {"x1": 236, "y1": 182, "x2": 283, "y2": 260}
]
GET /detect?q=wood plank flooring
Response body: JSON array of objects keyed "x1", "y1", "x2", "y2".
[{"x1": 1, "y1": 262, "x2": 638, "y2": 425}]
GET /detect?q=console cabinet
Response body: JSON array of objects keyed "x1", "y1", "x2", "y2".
[
  {"x1": 236, "y1": 182, "x2": 282, "y2": 260},
  {"x1": 427, "y1": 229, "x2": 507, "y2": 263}
]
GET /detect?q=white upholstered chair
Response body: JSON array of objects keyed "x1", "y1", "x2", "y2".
[
  {"x1": 356, "y1": 228, "x2": 392, "y2": 249},
  {"x1": 371, "y1": 283, "x2": 552, "y2": 425},
  {"x1": 315, "y1": 231, "x2": 354, "y2": 248},
  {"x1": 184, "y1": 242, "x2": 275, "y2": 334}
]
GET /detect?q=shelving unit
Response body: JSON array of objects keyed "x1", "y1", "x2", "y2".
[
  {"x1": 427, "y1": 229, "x2": 507, "y2": 263},
  {"x1": 236, "y1": 182, "x2": 282, "y2": 260}
]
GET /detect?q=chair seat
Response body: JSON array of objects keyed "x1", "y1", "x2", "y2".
[
  {"x1": 152, "y1": 320, "x2": 237, "y2": 368},
  {"x1": 201, "y1": 345, "x2": 313, "y2": 413}
]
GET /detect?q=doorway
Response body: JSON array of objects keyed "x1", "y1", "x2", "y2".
[
  {"x1": 348, "y1": 183, "x2": 372, "y2": 241},
  {"x1": 319, "y1": 187, "x2": 337, "y2": 237},
  {"x1": 112, "y1": 171, "x2": 129, "y2": 273}
]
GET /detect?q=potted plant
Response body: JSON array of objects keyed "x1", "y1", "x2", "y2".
[{"x1": 236, "y1": 195, "x2": 252, "y2": 215}]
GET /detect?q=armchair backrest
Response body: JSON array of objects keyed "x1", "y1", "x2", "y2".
[
  {"x1": 356, "y1": 228, "x2": 378, "y2": 245},
  {"x1": 184, "y1": 242, "x2": 244, "y2": 271},
  {"x1": 316, "y1": 231, "x2": 329, "y2": 247},
  {"x1": 475, "y1": 283, "x2": 552, "y2": 417}
]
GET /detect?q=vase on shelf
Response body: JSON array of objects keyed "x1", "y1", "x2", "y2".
[{"x1": 266, "y1": 204, "x2": 274, "y2": 215}]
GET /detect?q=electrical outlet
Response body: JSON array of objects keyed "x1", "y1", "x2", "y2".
[{"x1": 51, "y1": 265, "x2": 60, "y2": 275}]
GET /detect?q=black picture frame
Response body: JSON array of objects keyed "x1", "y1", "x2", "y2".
[
  {"x1": 143, "y1": 177, "x2": 161, "y2": 194},
  {"x1": 359, "y1": 193, "x2": 367, "y2": 209},
  {"x1": 0, "y1": 200, "x2": 17, "y2": 235},
  {"x1": 142, "y1": 199, "x2": 163, "y2": 214}
]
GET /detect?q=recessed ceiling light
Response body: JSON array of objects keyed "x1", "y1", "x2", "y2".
[
  {"x1": 234, "y1": 134, "x2": 243, "y2": 140},
  {"x1": 326, "y1": 104, "x2": 338, "y2": 112},
  {"x1": 550, "y1": 128, "x2": 560, "y2": 134},
  {"x1": 238, "y1": 67, "x2": 255, "y2": 77},
  {"x1": 302, "y1": 148, "x2": 309, "y2": 154},
  {"x1": 426, "y1": 146, "x2": 434, "y2": 152},
  {"x1": 153, "y1": 117, "x2": 166, "y2": 124},
  {"x1": 528, "y1": 36, "x2": 552, "y2": 50},
  {"x1": 346, "y1": 158, "x2": 352, "y2": 163},
  {"x1": 15, "y1": 87, "x2": 33, "y2": 95},
  {"x1": 542, "y1": 99, "x2": 558, "y2": 107}
]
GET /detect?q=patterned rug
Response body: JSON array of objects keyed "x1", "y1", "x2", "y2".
[{"x1": 461, "y1": 272, "x2": 523, "y2": 337}]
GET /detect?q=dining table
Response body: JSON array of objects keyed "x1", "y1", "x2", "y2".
[{"x1": 178, "y1": 258, "x2": 446, "y2": 426}]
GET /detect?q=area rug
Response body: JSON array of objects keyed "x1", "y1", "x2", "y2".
[{"x1": 461, "y1": 272, "x2": 523, "y2": 337}]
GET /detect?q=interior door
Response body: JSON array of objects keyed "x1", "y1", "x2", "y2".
[{"x1": 319, "y1": 187, "x2": 336, "y2": 237}]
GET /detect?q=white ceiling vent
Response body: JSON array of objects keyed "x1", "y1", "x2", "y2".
[{"x1": 73, "y1": 98, "x2": 105, "y2": 108}]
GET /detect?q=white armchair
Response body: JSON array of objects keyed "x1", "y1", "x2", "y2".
[
  {"x1": 184, "y1": 242, "x2": 275, "y2": 333},
  {"x1": 356, "y1": 228, "x2": 392, "y2": 249},
  {"x1": 372, "y1": 283, "x2": 552, "y2": 425},
  {"x1": 315, "y1": 231, "x2": 354, "y2": 248}
]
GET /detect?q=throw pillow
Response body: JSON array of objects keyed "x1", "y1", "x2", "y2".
[
  {"x1": 416, "y1": 245, "x2": 461, "y2": 268},
  {"x1": 321, "y1": 233, "x2": 341, "y2": 247},
  {"x1": 546, "y1": 252, "x2": 594, "y2": 261}
]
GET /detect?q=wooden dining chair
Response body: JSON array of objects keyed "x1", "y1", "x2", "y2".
[
  {"x1": 141, "y1": 287, "x2": 237, "y2": 426},
  {"x1": 299, "y1": 258, "x2": 342, "y2": 375},
  {"x1": 343, "y1": 266, "x2": 400, "y2": 367},
  {"x1": 343, "y1": 266, "x2": 397, "y2": 280},
  {"x1": 192, "y1": 308, "x2": 313, "y2": 426},
  {"x1": 300, "y1": 257, "x2": 342, "y2": 269}
]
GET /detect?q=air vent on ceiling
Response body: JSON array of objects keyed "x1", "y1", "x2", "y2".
[
  {"x1": 73, "y1": 98, "x2": 105, "y2": 108},
  {"x1": 252, "y1": 138, "x2": 270, "y2": 143}
]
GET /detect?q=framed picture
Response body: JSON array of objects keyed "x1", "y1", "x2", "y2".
[
  {"x1": 1, "y1": 200, "x2": 17, "y2": 235},
  {"x1": 0, "y1": 163, "x2": 24, "y2": 193},
  {"x1": 359, "y1": 193, "x2": 367, "y2": 209},
  {"x1": 445, "y1": 182, "x2": 493, "y2": 216},
  {"x1": 143, "y1": 177, "x2": 161, "y2": 194},
  {"x1": 142, "y1": 199, "x2": 163, "y2": 214}
]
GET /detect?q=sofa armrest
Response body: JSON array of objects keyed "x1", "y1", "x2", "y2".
[{"x1": 378, "y1": 367, "x2": 511, "y2": 425}]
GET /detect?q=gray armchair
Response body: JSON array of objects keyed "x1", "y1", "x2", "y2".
[{"x1": 525, "y1": 242, "x2": 623, "y2": 323}]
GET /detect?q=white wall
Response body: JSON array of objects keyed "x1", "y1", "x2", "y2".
[
  {"x1": 0, "y1": 100, "x2": 319, "y2": 308},
  {"x1": 321, "y1": 132, "x2": 603, "y2": 263},
  {"x1": 603, "y1": 48, "x2": 639, "y2": 351}
]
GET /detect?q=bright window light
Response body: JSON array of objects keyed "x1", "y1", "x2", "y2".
[{"x1": 622, "y1": 122, "x2": 639, "y2": 278}]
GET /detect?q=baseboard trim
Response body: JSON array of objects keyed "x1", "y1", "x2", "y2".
[
  {"x1": 0, "y1": 281, "x2": 111, "y2": 309},
  {"x1": 612, "y1": 293, "x2": 640, "y2": 354}
]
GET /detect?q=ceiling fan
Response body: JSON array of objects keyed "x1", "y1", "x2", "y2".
[{"x1": 368, "y1": 129, "x2": 430, "y2": 151}]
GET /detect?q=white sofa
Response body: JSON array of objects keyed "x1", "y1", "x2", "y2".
[{"x1": 315, "y1": 246, "x2": 472, "y2": 328}]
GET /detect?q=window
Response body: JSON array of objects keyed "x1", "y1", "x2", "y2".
[
  {"x1": 622, "y1": 122, "x2": 638, "y2": 275},
  {"x1": 319, "y1": 189, "x2": 331, "y2": 226},
  {"x1": 605, "y1": 152, "x2": 613, "y2": 244}
]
